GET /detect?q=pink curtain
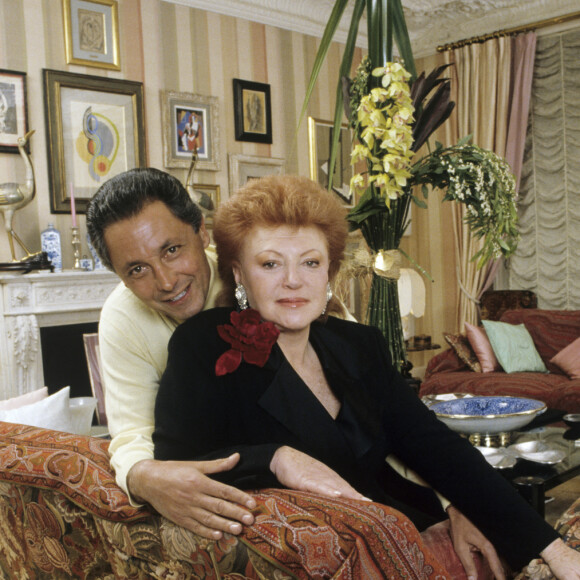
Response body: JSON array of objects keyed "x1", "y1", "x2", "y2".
[{"x1": 479, "y1": 32, "x2": 537, "y2": 296}]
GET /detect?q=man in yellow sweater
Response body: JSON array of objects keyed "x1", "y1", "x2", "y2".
[{"x1": 87, "y1": 168, "x2": 503, "y2": 578}]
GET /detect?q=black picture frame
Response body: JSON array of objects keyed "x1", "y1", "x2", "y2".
[
  {"x1": 0, "y1": 69, "x2": 28, "y2": 154},
  {"x1": 233, "y1": 78, "x2": 272, "y2": 144}
]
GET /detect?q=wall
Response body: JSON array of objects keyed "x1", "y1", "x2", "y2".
[
  {"x1": 0, "y1": 0, "x2": 363, "y2": 264},
  {"x1": 0, "y1": 0, "x2": 456, "y2": 363}
]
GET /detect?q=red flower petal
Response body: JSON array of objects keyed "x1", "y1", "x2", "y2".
[{"x1": 215, "y1": 348, "x2": 243, "y2": 376}]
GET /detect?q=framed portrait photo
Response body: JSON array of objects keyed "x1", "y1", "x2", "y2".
[
  {"x1": 233, "y1": 79, "x2": 272, "y2": 144},
  {"x1": 162, "y1": 91, "x2": 220, "y2": 171},
  {"x1": 43, "y1": 69, "x2": 145, "y2": 214},
  {"x1": 0, "y1": 70, "x2": 28, "y2": 153},
  {"x1": 63, "y1": 0, "x2": 121, "y2": 70},
  {"x1": 308, "y1": 116, "x2": 355, "y2": 207},
  {"x1": 228, "y1": 154, "x2": 285, "y2": 195}
]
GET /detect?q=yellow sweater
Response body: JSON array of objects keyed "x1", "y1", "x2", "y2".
[{"x1": 99, "y1": 248, "x2": 223, "y2": 498}]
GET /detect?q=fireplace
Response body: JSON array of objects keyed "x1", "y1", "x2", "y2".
[{"x1": 0, "y1": 270, "x2": 119, "y2": 401}]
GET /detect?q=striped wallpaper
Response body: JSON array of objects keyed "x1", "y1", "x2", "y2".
[{"x1": 0, "y1": 0, "x2": 459, "y2": 362}]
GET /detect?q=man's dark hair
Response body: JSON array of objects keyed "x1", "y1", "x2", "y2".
[{"x1": 87, "y1": 168, "x2": 203, "y2": 270}]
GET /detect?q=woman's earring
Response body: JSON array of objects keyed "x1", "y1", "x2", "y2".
[
  {"x1": 235, "y1": 283, "x2": 249, "y2": 310},
  {"x1": 322, "y1": 283, "x2": 333, "y2": 315}
]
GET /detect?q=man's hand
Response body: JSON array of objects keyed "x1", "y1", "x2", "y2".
[
  {"x1": 127, "y1": 454, "x2": 257, "y2": 540},
  {"x1": 270, "y1": 446, "x2": 370, "y2": 501},
  {"x1": 447, "y1": 505, "x2": 506, "y2": 580},
  {"x1": 541, "y1": 538, "x2": 580, "y2": 579}
]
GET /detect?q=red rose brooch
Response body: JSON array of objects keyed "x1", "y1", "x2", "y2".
[{"x1": 215, "y1": 309, "x2": 280, "y2": 376}]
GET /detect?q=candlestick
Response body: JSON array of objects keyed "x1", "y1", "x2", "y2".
[
  {"x1": 70, "y1": 183, "x2": 77, "y2": 228},
  {"x1": 71, "y1": 226, "x2": 82, "y2": 270}
]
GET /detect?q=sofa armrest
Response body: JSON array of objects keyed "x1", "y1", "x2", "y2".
[{"x1": 0, "y1": 421, "x2": 145, "y2": 522}]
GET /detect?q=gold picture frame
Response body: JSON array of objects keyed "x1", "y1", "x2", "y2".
[
  {"x1": 308, "y1": 116, "x2": 355, "y2": 207},
  {"x1": 191, "y1": 183, "x2": 221, "y2": 227},
  {"x1": 63, "y1": 0, "x2": 121, "y2": 71},
  {"x1": 43, "y1": 69, "x2": 145, "y2": 214},
  {"x1": 162, "y1": 91, "x2": 221, "y2": 171},
  {"x1": 228, "y1": 154, "x2": 285, "y2": 196}
]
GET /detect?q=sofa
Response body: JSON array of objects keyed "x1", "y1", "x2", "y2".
[
  {"x1": 420, "y1": 309, "x2": 580, "y2": 413},
  {"x1": 0, "y1": 420, "x2": 504, "y2": 579},
  {"x1": 2, "y1": 420, "x2": 580, "y2": 578}
]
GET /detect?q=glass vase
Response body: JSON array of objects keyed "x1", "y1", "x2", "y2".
[{"x1": 358, "y1": 194, "x2": 411, "y2": 373}]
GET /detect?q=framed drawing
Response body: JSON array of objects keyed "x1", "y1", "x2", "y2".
[
  {"x1": 308, "y1": 117, "x2": 354, "y2": 207},
  {"x1": 162, "y1": 91, "x2": 220, "y2": 171},
  {"x1": 233, "y1": 79, "x2": 272, "y2": 144},
  {"x1": 228, "y1": 154, "x2": 285, "y2": 195},
  {"x1": 0, "y1": 70, "x2": 28, "y2": 153},
  {"x1": 43, "y1": 69, "x2": 145, "y2": 214},
  {"x1": 63, "y1": 0, "x2": 121, "y2": 70}
]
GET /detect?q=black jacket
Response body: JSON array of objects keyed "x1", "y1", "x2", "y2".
[{"x1": 154, "y1": 308, "x2": 559, "y2": 569}]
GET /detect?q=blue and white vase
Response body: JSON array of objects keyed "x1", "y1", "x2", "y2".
[
  {"x1": 41, "y1": 223, "x2": 63, "y2": 272},
  {"x1": 87, "y1": 234, "x2": 105, "y2": 270}
]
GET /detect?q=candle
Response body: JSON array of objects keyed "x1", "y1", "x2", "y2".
[{"x1": 70, "y1": 183, "x2": 77, "y2": 228}]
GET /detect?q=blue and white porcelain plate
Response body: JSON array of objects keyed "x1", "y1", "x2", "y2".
[
  {"x1": 431, "y1": 396, "x2": 545, "y2": 418},
  {"x1": 431, "y1": 396, "x2": 546, "y2": 435}
]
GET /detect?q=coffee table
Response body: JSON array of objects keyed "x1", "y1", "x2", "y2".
[{"x1": 497, "y1": 424, "x2": 580, "y2": 516}]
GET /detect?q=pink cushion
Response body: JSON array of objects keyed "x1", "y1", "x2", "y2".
[
  {"x1": 465, "y1": 322, "x2": 501, "y2": 372},
  {"x1": 551, "y1": 336, "x2": 580, "y2": 379}
]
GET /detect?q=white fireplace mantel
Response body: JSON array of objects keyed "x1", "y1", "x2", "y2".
[{"x1": 0, "y1": 269, "x2": 119, "y2": 400}]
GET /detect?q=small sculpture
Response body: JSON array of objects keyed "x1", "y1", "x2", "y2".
[
  {"x1": 185, "y1": 145, "x2": 215, "y2": 217},
  {"x1": 0, "y1": 130, "x2": 50, "y2": 269}
]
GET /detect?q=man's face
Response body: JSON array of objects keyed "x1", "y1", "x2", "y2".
[{"x1": 105, "y1": 200, "x2": 211, "y2": 322}]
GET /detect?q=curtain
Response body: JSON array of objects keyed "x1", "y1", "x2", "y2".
[
  {"x1": 444, "y1": 33, "x2": 536, "y2": 328},
  {"x1": 508, "y1": 29, "x2": 580, "y2": 309}
]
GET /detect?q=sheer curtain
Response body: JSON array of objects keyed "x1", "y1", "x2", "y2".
[
  {"x1": 508, "y1": 29, "x2": 580, "y2": 309},
  {"x1": 443, "y1": 33, "x2": 536, "y2": 328}
]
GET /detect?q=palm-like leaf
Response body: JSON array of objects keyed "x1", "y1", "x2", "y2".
[{"x1": 410, "y1": 64, "x2": 455, "y2": 152}]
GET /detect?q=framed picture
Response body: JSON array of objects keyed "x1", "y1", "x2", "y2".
[
  {"x1": 63, "y1": 0, "x2": 121, "y2": 70},
  {"x1": 189, "y1": 183, "x2": 221, "y2": 227},
  {"x1": 0, "y1": 70, "x2": 28, "y2": 153},
  {"x1": 162, "y1": 91, "x2": 220, "y2": 171},
  {"x1": 308, "y1": 116, "x2": 355, "y2": 207},
  {"x1": 228, "y1": 154, "x2": 285, "y2": 195},
  {"x1": 43, "y1": 69, "x2": 145, "y2": 214},
  {"x1": 233, "y1": 79, "x2": 272, "y2": 144}
]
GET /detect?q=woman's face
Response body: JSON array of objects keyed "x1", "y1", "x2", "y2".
[{"x1": 232, "y1": 225, "x2": 330, "y2": 333}]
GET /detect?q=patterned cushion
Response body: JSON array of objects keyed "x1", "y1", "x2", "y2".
[
  {"x1": 0, "y1": 422, "x2": 145, "y2": 522},
  {"x1": 444, "y1": 333, "x2": 482, "y2": 372}
]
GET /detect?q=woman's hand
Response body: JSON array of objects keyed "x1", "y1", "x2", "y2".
[
  {"x1": 446, "y1": 505, "x2": 506, "y2": 579},
  {"x1": 540, "y1": 538, "x2": 580, "y2": 579},
  {"x1": 270, "y1": 446, "x2": 370, "y2": 501}
]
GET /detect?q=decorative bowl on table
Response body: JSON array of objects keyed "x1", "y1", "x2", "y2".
[{"x1": 430, "y1": 396, "x2": 546, "y2": 446}]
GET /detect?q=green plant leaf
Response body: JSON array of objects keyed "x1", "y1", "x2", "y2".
[
  {"x1": 296, "y1": 0, "x2": 351, "y2": 133},
  {"x1": 390, "y1": 0, "x2": 416, "y2": 79},
  {"x1": 328, "y1": 0, "x2": 366, "y2": 191}
]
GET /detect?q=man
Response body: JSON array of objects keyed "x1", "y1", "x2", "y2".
[{"x1": 88, "y1": 168, "x2": 503, "y2": 578}]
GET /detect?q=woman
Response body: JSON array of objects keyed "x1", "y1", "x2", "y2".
[{"x1": 154, "y1": 175, "x2": 580, "y2": 578}]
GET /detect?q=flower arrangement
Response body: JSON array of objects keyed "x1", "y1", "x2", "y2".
[
  {"x1": 411, "y1": 140, "x2": 519, "y2": 267},
  {"x1": 300, "y1": 0, "x2": 519, "y2": 372},
  {"x1": 216, "y1": 309, "x2": 279, "y2": 376}
]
